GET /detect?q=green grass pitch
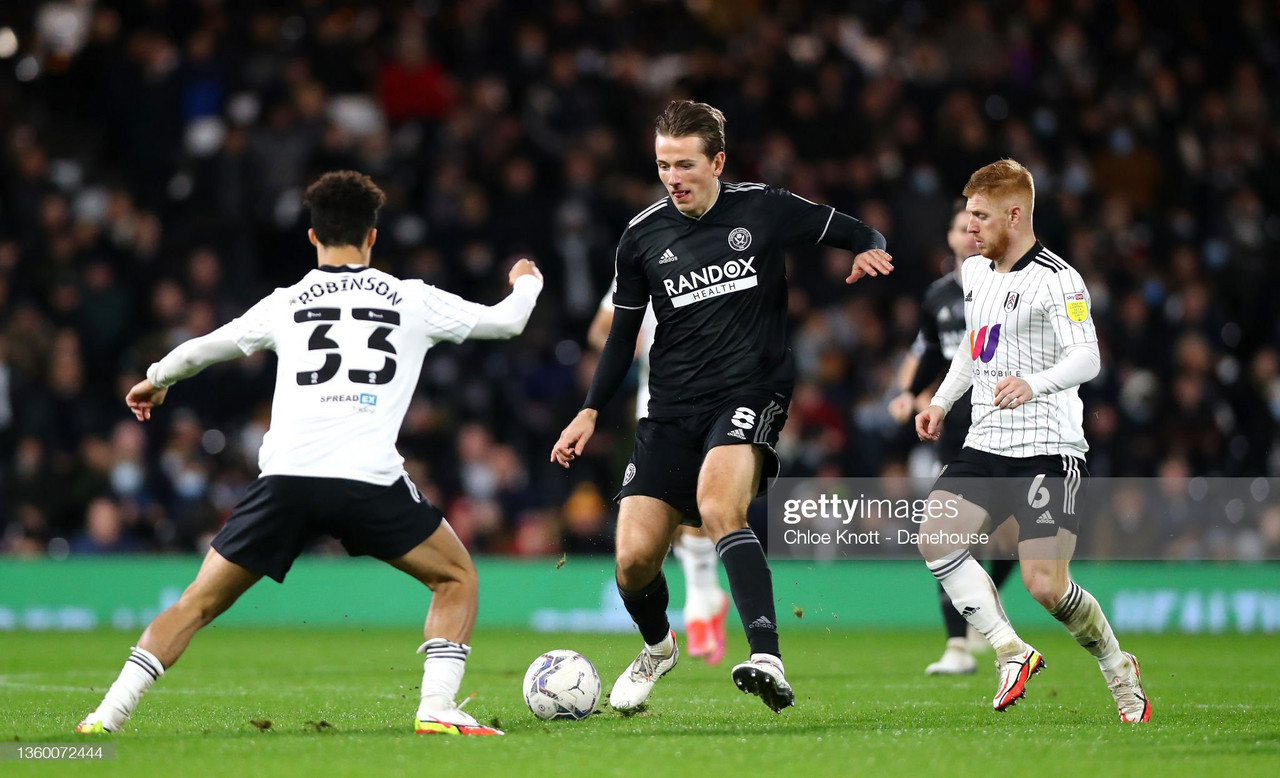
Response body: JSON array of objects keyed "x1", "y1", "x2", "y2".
[{"x1": 2, "y1": 627, "x2": 1277, "y2": 777}]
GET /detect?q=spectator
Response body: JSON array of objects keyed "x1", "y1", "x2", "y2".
[{"x1": 0, "y1": 1, "x2": 1276, "y2": 559}]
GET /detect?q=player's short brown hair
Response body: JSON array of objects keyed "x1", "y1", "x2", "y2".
[
  {"x1": 962, "y1": 159, "x2": 1035, "y2": 208},
  {"x1": 304, "y1": 171, "x2": 386, "y2": 248},
  {"x1": 654, "y1": 100, "x2": 726, "y2": 159}
]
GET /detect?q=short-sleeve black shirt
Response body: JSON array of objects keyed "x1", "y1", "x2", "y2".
[{"x1": 613, "y1": 182, "x2": 837, "y2": 418}]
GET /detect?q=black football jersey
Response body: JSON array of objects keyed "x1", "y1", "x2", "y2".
[
  {"x1": 911, "y1": 272, "x2": 971, "y2": 435},
  {"x1": 613, "y1": 182, "x2": 838, "y2": 417}
]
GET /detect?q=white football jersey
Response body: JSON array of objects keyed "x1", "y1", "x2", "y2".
[
  {"x1": 959, "y1": 243, "x2": 1097, "y2": 457},
  {"x1": 221, "y1": 265, "x2": 483, "y2": 484},
  {"x1": 599, "y1": 278, "x2": 657, "y2": 420}
]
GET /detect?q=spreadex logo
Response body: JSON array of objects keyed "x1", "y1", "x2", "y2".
[{"x1": 662, "y1": 256, "x2": 758, "y2": 308}]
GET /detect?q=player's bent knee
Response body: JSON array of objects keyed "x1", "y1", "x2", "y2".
[
  {"x1": 697, "y1": 498, "x2": 746, "y2": 538},
  {"x1": 439, "y1": 558, "x2": 478, "y2": 591},
  {"x1": 1023, "y1": 572, "x2": 1066, "y2": 609},
  {"x1": 615, "y1": 548, "x2": 664, "y2": 588},
  {"x1": 421, "y1": 557, "x2": 478, "y2": 595}
]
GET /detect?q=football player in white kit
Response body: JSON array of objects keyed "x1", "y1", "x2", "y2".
[
  {"x1": 76, "y1": 171, "x2": 543, "y2": 736},
  {"x1": 889, "y1": 202, "x2": 1019, "y2": 676},
  {"x1": 915, "y1": 159, "x2": 1150, "y2": 723}
]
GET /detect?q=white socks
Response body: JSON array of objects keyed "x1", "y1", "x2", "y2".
[
  {"x1": 931, "y1": 554, "x2": 1127, "y2": 676},
  {"x1": 1051, "y1": 580, "x2": 1126, "y2": 676},
  {"x1": 416, "y1": 639, "x2": 470, "y2": 715},
  {"x1": 928, "y1": 550, "x2": 1025, "y2": 660},
  {"x1": 645, "y1": 630, "x2": 676, "y2": 658},
  {"x1": 674, "y1": 533, "x2": 725, "y2": 620},
  {"x1": 93, "y1": 646, "x2": 165, "y2": 730}
]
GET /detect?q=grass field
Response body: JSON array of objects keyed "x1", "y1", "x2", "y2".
[{"x1": 2, "y1": 627, "x2": 1278, "y2": 777}]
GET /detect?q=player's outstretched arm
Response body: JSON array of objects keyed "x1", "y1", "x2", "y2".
[
  {"x1": 468, "y1": 259, "x2": 544, "y2": 339},
  {"x1": 775, "y1": 191, "x2": 891, "y2": 284},
  {"x1": 846, "y1": 248, "x2": 895, "y2": 284},
  {"x1": 131, "y1": 328, "x2": 254, "y2": 421},
  {"x1": 915, "y1": 404, "x2": 947, "y2": 441},
  {"x1": 551, "y1": 409, "x2": 597, "y2": 468},
  {"x1": 550, "y1": 305, "x2": 645, "y2": 467},
  {"x1": 125, "y1": 379, "x2": 169, "y2": 422},
  {"x1": 806, "y1": 206, "x2": 891, "y2": 283}
]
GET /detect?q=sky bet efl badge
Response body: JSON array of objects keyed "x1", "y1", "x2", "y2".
[{"x1": 1065, "y1": 291, "x2": 1088, "y2": 322}]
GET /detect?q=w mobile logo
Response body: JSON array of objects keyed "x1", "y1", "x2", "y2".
[{"x1": 969, "y1": 324, "x2": 1001, "y2": 362}]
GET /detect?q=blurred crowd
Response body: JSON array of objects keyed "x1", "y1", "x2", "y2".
[{"x1": 1, "y1": 0, "x2": 1279, "y2": 560}]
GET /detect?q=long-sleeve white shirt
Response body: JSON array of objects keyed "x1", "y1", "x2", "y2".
[
  {"x1": 929, "y1": 244, "x2": 1099, "y2": 458},
  {"x1": 148, "y1": 266, "x2": 541, "y2": 484}
]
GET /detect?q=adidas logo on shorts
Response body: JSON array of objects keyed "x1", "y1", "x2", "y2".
[
  {"x1": 727, "y1": 428, "x2": 746, "y2": 439},
  {"x1": 1036, "y1": 511, "x2": 1054, "y2": 525}
]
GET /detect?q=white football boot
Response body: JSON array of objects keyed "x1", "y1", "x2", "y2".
[
  {"x1": 415, "y1": 701, "x2": 503, "y2": 735},
  {"x1": 75, "y1": 707, "x2": 123, "y2": 734},
  {"x1": 926, "y1": 638, "x2": 978, "y2": 675},
  {"x1": 993, "y1": 644, "x2": 1045, "y2": 711},
  {"x1": 1106, "y1": 652, "x2": 1152, "y2": 723},
  {"x1": 608, "y1": 630, "x2": 678, "y2": 711}
]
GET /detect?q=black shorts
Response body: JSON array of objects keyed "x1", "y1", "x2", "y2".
[
  {"x1": 936, "y1": 396, "x2": 971, "y2": 464},
  {"x1": 212, "y1": 474, "x2": 444, "y2": 583},
  {"x1": 616, "y1": 390, "x2": 789, "y2": 527},
  {"x1": 931, "y1": 447, "x2": 1087, "y2": 540}
]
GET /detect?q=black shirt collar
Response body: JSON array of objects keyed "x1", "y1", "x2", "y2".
[
  {"x1": 317, "y1": 264, "x2": 370, "y2": 273},
  {"x1": 990, "y1": 240, "x2": 1043, "y2": 272}
]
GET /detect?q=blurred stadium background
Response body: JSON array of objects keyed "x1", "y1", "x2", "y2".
[{"x1": 1, "y1": 0, "x2": 1279, "y2": 637}]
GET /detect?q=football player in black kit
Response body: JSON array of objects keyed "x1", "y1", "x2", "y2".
[
  {"x1": 551, "y1": 100, "x2": 892, "y2": 712},
  {"x1": 888, "y1": 202, "x2": 1017, "y2": 675}
]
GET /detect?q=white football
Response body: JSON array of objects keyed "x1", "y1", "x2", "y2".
[{"x1": 522, "y1": 649, "x2": 601, "y2": 720}]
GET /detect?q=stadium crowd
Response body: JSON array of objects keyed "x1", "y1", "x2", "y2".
[{"x1": 1, "y1": 0, "x2": 1278, "y2": 560}]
